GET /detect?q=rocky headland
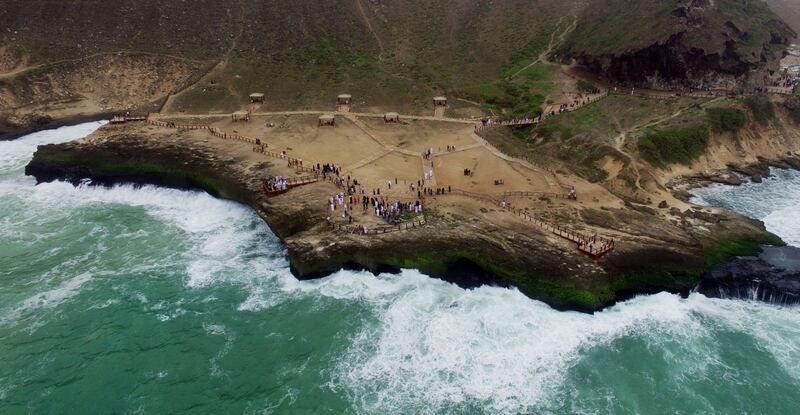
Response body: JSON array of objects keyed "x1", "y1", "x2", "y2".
[{"x1": 24, "y1": 121, "x2": 786, "y2": 312}]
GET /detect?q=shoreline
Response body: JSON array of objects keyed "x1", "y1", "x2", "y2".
[
  {"x1": 669, "y1": 156, "x2": 800, "y2": 202},
  {"x1": 0, "y1": 112, "x2": 113, "y2": 142},
  {"x1": 22, "y1": 122, "x2": 786, "y2": 312}
]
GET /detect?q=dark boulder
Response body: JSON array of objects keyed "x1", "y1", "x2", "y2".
[{"x1": 698, "y1": 246, "x2": 800, "y2": 305}]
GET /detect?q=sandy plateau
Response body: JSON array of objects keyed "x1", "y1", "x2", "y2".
[{"x1": 25, "y1": 108, "x2": 785, "y2": 310}]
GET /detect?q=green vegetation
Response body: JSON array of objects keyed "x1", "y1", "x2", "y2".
[
  {"x1": 469, "y1": 62, "x2": 555, "y2": 116},
  {"x1": 533, "y1": 101, "x2": 613, "y2": 182},
  {"x1": 706, "y1": 107, "x2": 747, "y2": 132},
  {"x1": 743, "y1": 95, "x2": 776, "y2": 125},
  {"x1": 577, "y1": 79, "x2": 597, "y2": 93},
  {"x1": 556, "y1": 142, "x2": 613, "y2": 183},
  {"x1": 784, "y1": 97, "x2": 800, "y2": 124},
  {"x1": 501, "y1": 26, "x2": 556, "y2": 78},
  {"x1": 536, "y1": 123, "x2": 573, "y2": 141},
  {"x1": 384, "y1": 234, "x2": 778, "y2": 311},
  {"x1": 791, "y1": 109, "x2": 800, "y2": 124},
  {"x1": 563, "y1": 0, "x2": 677, "y2": 56},
  {"x1": 638, "y1": 126, "x2": 710, "y2": 168},
  {"x1": 171, "y1": 85, "x2": 240, "y2": 113},
  {"x1": 565, "y1": 0, "x2": 790, "y2": 58}
]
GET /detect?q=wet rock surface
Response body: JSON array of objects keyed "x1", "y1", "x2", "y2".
[{"x1": 699, "y1": 246, "x2": 800, "y2": 305}]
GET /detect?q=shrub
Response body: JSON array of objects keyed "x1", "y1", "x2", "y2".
[
  {"x1": 784, "y1": 97, "x2": 800, "y2": 124},
  {"x1": 743, "y1": 96, "x2": 775, "y2": 125},
  {"x1": 638, "y1": 126, "x2": 710, "y2": 168},
  {"x1": 577, "y1": 79, "x2": 597, "y2": 93},
  {"x1": 706, "y1": 107, "x2": 747, "y2": 132}
]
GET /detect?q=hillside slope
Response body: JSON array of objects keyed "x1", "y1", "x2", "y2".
[
  {"x1": 559, "y1": 0, "x2": 795, "y2": 88},
  {"x1": 765, "y1": 0, "x2": 800, "y2": 39},
  {"x1": 0, "y1": 0, "x2": 795, "y2": 137}
]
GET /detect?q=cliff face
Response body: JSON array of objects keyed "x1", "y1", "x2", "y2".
[
  {"x1": 561, "y1": 0, "x2": 796, "y2": 88},
  {"x1": 699, "y1": 246, "x2": 800, "y2": 305},
  {"x1": 0, "y1": 53, "x2": 202, "y2": 140}
]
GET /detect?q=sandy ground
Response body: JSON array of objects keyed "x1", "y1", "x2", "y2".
[
  {"x1": 141, "y1": 111, "x2": 637, "y2": 233},
  {"x1": 435, "y1": 147, "x2": 550, "y2": 193},
  {"x1": 358, "y1": 117, "x2": 477, "y2": 152}
]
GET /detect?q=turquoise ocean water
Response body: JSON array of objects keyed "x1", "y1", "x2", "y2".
[{"x1": 1, "y1": 123, "x2": 799, "y2": 414}]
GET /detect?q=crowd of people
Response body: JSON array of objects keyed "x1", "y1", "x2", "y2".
[
  {"x1": 263, "y1": 176, "x2": 290, "y2": 193},
  {"x1": 316, "y1": 163, "x2": 342, "y2": 179},
  {"x1": 767, "y1": 74, "x2": 799, "y2": 93},
  {"x1": 585, "y1": 234, "x2": 615, "y2": 255},
  {"x1": 326, "y1": 191, "x2": 425, "y2": 227}
]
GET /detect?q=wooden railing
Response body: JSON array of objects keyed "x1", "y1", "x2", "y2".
[
  {"x1": 110, "y1": 115, "x2": 147, "y2": 124},
  {"x1": 327, "y1": 216, "x2": 428, "y2": 235},
  {"x1": 506, "y1": 204, "x2": 614, "y2": 257},
  {"x1": 444, "y1": 188, "x2": 614, "y2": 257},
  {"x1": 148, "y1": 118, "x2": 317, "y2": 172},
  {"x1": 262, "y1": 174, "x2": 320, "y2": 196},
  {"x1": 476, "y1": 117, "x2": 539, "y2": 129},
  {"x1": 501, "y1": 190, "x2": 572, "y2": 200},
  {"x1": 276, "y1": 175, "x2": 319, "y2": 187}
]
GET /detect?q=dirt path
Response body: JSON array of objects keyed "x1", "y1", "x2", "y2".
[
  {"x1": 607, "y1": 96, "x2": 723, "y2": 190},
  {"x1": 508, "y1": 15, "x2": 577, "y2": 81},
  {"x1": 160, "y1": 110, "x2": 479, "y2": 124},
  {"x1": 609, "y1": 118, "x2": 644, "y2": 190},
  {"x1": 468, "y1": 131, "x2": 556, "y2": 186},
  {"x1": 0, "y1": 50, "x2": 202, "y2": 80},
  {"x1": 355, "y1": 0, "x2": 385, "y2": 57},
  {"x1": 633, "y1": 97, "x2": 723, "y2": 133},
  {"x1": 152, "y1": 109, "x2": 559, "y2": 189},
  {"x1": 159, "y1": 2, "x2": 246, "y2": 113}
]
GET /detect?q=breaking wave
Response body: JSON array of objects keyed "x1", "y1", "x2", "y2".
[
  {"x1": 691, "y1": 168, "x2": 800, "y2": 247},
  {"x1": 2, "y1": 122, "x2": 800, "y2": 414}
]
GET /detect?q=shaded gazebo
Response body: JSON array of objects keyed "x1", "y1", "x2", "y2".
[
  {"x1": 433, "y1": 96, "x2": 448, "y2": 107},
  {"x1": 249, "y1": 93, "x2": 265, "y2": 103},
  {"x1": 232, "y1": 111, "x2": 250, "y2": 122},
  {"x1": 319, "y1": 114, "x2": 336, "y2": 126},
  {"x1": 337, "y1": 94, "x2": 352, "y2": 105},
  {"x1": 383, "y1": 112, "x2": 400, "y2": 123}
]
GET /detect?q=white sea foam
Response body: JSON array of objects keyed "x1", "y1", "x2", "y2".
[
  {"x1": 0, "y1": 272, "x2": 93, "y2": 326},
  {"x1": 0, "y1": 121, "x2": 106, "y2": 173},
  {"x1": 324, "y1": 281, "x2": 800, "y2": 414},
  {"x1": 22, "y1": 180, "x2": 278, "y2": 291},
  {"x1": 691, "y1": 168, "x2": 800, "y2": 247}
]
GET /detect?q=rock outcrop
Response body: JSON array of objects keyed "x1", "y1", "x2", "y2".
[
  {"x1": 699, "y1": 246, "x2": 800, "y2": 305},
  {"x1": 24, "y1": 123, "x2": 784, "y2": 312},
  {"x1": 561, "y1": 0, "x2": 796, "y2": 88}
]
